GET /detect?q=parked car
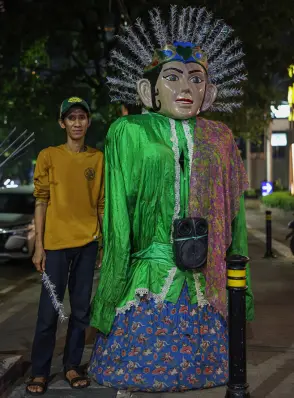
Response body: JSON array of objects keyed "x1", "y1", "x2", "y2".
[{"x1": 0, "y1": 185, "x2": 35, "y2": 260}]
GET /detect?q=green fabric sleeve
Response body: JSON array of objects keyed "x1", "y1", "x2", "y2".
[
  {"x1": 227, "y1": 194, "x2": 255, "y2": 321},
  {"x1": 91, "y1": 118, "x2": 132, "y2": 334}
]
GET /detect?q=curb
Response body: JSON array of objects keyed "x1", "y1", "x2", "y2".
[
  {"x1": 0, "y1": 355, "x2": 26, "y2": 397},
  {"x1": 259, "y1": 204, "x2": 293, "y2": 219},
  {"x1": 247, "y1": 225, "x2": 292, "y2": 257}
]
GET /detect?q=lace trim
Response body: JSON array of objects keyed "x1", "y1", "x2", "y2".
[
  {"x1": 169, "y1": 118, "x2": 181, "y2": 243},
  {"x1": 182, "y1": 120, "x2": 194, "y2": 177},
  {"x1": 182, "y1": 119, "x2": 194, "y2": 215},
  {"x1": 116, "y1": 267, "x2": 177, "y2": 315},
  {"x1": 193, "y1": 272, "x2": 209, "y2": 307}
]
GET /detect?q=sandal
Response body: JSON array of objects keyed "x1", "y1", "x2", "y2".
[
  {"x1": 64, "y1": 368, "x2": 90, "y2": 389},
  {"x1": 25, "y1": 377, "x2": 48, "y2": 396}
]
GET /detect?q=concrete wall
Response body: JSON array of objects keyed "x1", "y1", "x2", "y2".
[
  {"x1": 244, "y1": 158, "x2": 265, "y2": 189},
  {"x1": 244, "y1": 158, "x2": 288, "y2": 189},
  {"x1": 273, "y1": 158, "x2": 289, "y2": 188},
  {"x1": 271, "y1": 118, "x2": 290, "y2": 131}
]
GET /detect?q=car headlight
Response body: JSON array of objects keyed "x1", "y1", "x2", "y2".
[{"x1": 11, "y1": 221, "x2": 35, "y2": 237}]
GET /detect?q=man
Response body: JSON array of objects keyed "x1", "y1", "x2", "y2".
[{"x1": 26, "y1": 97, "x2": 104, "y2": 395}]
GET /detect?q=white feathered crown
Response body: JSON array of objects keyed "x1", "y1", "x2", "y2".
[{"x1": 107, "y1": 5, "x2": 247, "y2": 112}]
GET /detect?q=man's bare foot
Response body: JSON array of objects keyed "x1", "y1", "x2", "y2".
[
  {"x1": 65, "y1": 369, "x2": 90, "y2": 388},
  {"x1": 26, "y1": 376, "x2": 47, "y2": 395}
]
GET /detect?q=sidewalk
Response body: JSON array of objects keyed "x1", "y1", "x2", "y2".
[
  {"x1": 245, "y1": 200, "x2": 293, "y2": 259},
  {"x1": 4, "y1": 214, "x2": 294, "y2": 397},
  {"x1": 246, "y1": 199, "x2": 291, "y2": 246}
]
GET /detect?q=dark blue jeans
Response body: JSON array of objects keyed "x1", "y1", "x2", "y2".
[{"x1": 31, "y1": 241, "x2": 98, "y2": 377}]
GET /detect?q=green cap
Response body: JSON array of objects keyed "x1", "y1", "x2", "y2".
[{"x1": 60, "y1": 97, "x2": 91, "y2": 118}]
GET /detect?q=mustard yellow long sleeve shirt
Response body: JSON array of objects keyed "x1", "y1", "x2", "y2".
[{"x1": 33, "y1": 144, "x2": 104, "y2": 250}]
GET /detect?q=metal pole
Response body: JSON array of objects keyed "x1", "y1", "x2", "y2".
[
  {"x1": 264, "y1": 210, "x2": 276, "y2": 258},
  {"x1": 225, "y1": 254, "x2": 250, "y2": 398},
  {"x1": 266, "y1": 123, "x2": 273, "y2": 183}
]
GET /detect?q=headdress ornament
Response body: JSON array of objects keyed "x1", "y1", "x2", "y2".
[
  {"x1": 107, "y1": 5, "x2": 247, "y2": 112},
  {"x1": 144, "y1": 42, "x2": 208, "y2": 73}
]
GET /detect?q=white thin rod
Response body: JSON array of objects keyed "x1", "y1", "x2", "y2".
[
  {"x1": 0, "y1": 129, "x2": 28, "y2": 157},
  {"x1": 0, "y1": 137, "x2": 35, "y2": 168},
  {"x1": 0, "y1": 127, "x2": 16, "y2": 150}
]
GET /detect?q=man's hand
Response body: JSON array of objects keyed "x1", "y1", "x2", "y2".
[
  {"x1": 32, "y1": 246, "x2": 46, "y2": 273},
  {"x1": 96, "y1": 248, "x2": 103, "y2": 269}
]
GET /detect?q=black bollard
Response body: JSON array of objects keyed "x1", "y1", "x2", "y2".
[
  {"x1": 264, "y1": 210, "x2": 276, "y2": 258},
  {"x1": 225, "y1": 254, "x2": 250, "y2": 398}
]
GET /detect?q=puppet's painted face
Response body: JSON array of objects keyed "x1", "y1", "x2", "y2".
[
  {"x1": 156, "y1": 61, "x2": 206, "y2": 119},
  {"x1": 137, "y1": 61, "x2": 217, "y2": 119}
]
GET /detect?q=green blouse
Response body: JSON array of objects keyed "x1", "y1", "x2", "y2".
[{"x1": 91, "y1": 113, "x2": 254, "y2": 335}]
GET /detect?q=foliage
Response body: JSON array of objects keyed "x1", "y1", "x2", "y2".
[
  {"x1": 245, "y1": 189, "x2": 258, "y2": 198},
  {"x1": 273, "y1": 178, "x2": 285, "y2": 192},
  {"x1": 0, "y1": 0, "x2": 120, "y2": 135},
  {"x1": 261, "y1": 192, "x2": 294, "y2": 211},
  {"x1": 20, "y1": 37, "x2": 50, "y2": 69}
]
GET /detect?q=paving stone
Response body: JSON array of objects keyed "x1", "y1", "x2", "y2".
[
  {"x1": 9, "y1": 385, "x2": 117, "y2": 398},
  {"x1": 0, "y1": 355, "x2": 24, "y2": 397}
]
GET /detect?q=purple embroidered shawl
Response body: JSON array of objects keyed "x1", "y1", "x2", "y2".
[{"x1": 188, "y1": 118, "x2": 249, "y2": 317}]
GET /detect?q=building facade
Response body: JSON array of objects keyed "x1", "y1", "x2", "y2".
[{"x1": 244, "y1": 109, "x2": 290, "y2": 190}]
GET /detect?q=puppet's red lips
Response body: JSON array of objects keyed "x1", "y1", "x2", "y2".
[{"x1": 176, "y1": 98, "x2": 194, "y2": 104}]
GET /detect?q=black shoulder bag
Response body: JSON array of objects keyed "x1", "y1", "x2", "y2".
[{"x1": 173, "y1": 217, "x2": 208, "y2": 270}]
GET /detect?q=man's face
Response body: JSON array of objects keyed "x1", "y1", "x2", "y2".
[
  {"x1": 59, "y1": 107, "x2": 90, "y2": 140},
  {"x1": 155, "y1": 61, "x2": 207, "y2": 119}
]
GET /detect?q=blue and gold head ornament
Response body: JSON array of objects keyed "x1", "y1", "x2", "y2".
[{"x1": 144, "y1": 42, "x2": 208, "y2": 74}]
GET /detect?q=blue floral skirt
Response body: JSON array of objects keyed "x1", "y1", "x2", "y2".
[{"x1": 88, "y1": 285, "x2": 228, "y2": 392}]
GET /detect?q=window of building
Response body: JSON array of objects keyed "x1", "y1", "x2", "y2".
[
  {"x1": 272, "y1": 146, "x2": 286, "y2": 159},
  {"x1": 272, "y1": 131, "x2": 288, "y2": 159}
]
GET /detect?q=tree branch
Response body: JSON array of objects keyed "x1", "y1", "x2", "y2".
[
  {"x1": 115, "y1": 0, "x2": 132, "y2": 25},
  {"x1": 71, "y1": 52, "x2": 100, "y2": 90}
]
